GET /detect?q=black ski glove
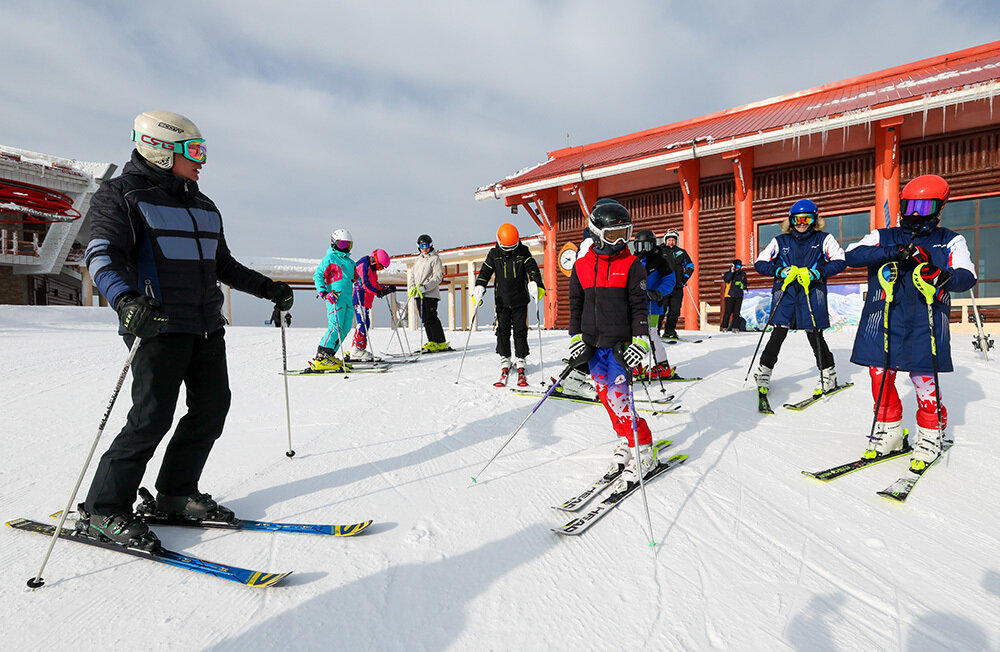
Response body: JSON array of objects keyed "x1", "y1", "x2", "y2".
[
  {"x1": 269, "y1": 307, "x2": 291, "y2": 328},
  {"x1": 646, "y1": 289, "x2": 663, "y2": 302},
  {"x1": 261, "y1": 279, "x2": 294, "y2": 311},
  {"x1": 376, "y1": 285, "x2": 397, "y2": 298},
  {"x1": 116, "y1": 294, "x2": 169, "y2": 339}
]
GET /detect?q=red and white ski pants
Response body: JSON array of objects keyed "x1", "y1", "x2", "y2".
[
  {"x1": 868, "y1": 366, "x2": 947, "y2": 430},
  {"x1": 590, "y1": 348, "x2": 651, "y2": 446}
]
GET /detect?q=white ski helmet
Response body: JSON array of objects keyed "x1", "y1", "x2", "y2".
[
  {"x1": 132, "y1": 110, "x2": 202, "y2": 170},
  {"x1": 331, "y1": 228, "x2": 354, "y2": 253}
]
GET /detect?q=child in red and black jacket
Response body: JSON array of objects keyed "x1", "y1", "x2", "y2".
[{"x1": 568, "y1": 199, "x2": 657, "y2": 493}]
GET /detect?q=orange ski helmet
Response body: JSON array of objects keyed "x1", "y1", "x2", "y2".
[{"x1": 497, "y1": 223, "x2": 520, "y2": 251}]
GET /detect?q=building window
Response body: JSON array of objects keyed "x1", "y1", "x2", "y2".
[
  {"x1": 823, "y1": 211, "x2": 870, "y2": 249},
  {"x1": 756, "y1": 220, "x2": 783, "y2": 255},
  {"x1": 942, "y1": 195, "x2": 1000, "y2": 297}
]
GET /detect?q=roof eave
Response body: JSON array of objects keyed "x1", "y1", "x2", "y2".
[{"x1": 476, "y1": 81, "x2": 1000, "y2": 203}]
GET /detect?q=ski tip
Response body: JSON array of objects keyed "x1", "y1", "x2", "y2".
[
  {"x1": 470, "y1": 477, "x2": 478, "y2": 485},
  {"x1": 245, "y1": 570, "x2": 293, "y2": 588},
  {"x1": 334, "y1": 520, "x2": 374, "y2": 536}
]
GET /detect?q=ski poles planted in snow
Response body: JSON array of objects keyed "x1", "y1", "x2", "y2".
[
  {"x1": 27, "y1": 337, "x2": 143, "y2": 590},
  {"x1": 279, "y1": 312, "x2": 295, "y2": 458},
  {"x1": 385, "y1": 294, "x2": 412, "y2": 356},
  {"x1": 534, "y1": 294, "x2": 545, "y2": 384},
  {"x1": 968, "y1": 289, "x2": 993, "y2": 361}
]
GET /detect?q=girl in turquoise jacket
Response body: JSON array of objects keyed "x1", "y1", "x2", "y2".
[{"x1": 311, "y1": 230, "x2": 356, "y2": 370}]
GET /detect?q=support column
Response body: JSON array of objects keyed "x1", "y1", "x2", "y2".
[
  {"x1": 666, "y1": 159, "x2": 700, "y2": 331},
  {"x1": 513, "y1": 187, "x2": 560, "y2": 328},
  {"x1": 874, "y1": 117, "x2": 903, "y2": 229},
  {"x1": 722, "y1": 149, "x2": 754, "y2": 264}
]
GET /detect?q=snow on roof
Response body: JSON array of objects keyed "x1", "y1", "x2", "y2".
[{"x1": 0, "y1": 144, "x2": 113, "y2": 186}]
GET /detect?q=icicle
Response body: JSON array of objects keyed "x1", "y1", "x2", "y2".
[{"x1": 921, "y1": 95, "x2": 930, "y2": 138}]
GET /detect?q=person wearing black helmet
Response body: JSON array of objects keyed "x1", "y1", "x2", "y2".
[
  {"x1": 721, "y1": 259, "x2": 748, "y2": 332},
  {"x1": 569, "y1": 199, "x2": 659, "y2": 493},
  {"x1": 409, "y1": 234, "x2": 448, "y2": 351},
  {"x1": 632, "y1": 229, "x2": 676, "y2": 379}
]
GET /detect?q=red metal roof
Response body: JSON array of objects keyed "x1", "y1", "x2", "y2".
[{"x1": 479, "y1": 41, "x2": 1000, "y2": 197}]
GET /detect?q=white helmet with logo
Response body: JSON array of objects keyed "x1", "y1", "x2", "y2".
[{"x1": 132, "y1": 110, "x2": 202, "y2": 170}]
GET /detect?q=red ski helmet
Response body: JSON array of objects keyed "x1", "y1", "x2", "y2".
[{"x1": 900, "y1": 174, "x2": 949, "y2": 234}]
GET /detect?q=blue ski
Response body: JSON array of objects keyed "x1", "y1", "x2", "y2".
[{"x1": 8, "y1": 518, "x2": 291, "y2": 587}]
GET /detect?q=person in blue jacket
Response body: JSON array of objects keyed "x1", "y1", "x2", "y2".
[
  {"x1": 632, "y1": 229, "x2": 675, "y2": 379},
  {"x1": 310, "y1": 228, "x2": 356, "y2": 371},
  {"x1": 845, "y1": 174, "x2": 977, "y2": 469},
  {"x1": 754, "y1": 199, "x2": 846, "y2": 398}
]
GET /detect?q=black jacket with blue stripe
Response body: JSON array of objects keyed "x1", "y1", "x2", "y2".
[{"x1": 86, "y1": 151, "x2": 270, "y2": 335}]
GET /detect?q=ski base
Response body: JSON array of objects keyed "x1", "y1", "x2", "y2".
[
  {"x1": 553, "y1": 451, "x2": 688, "y2": 536},
  {"x1": 553, "y1": 441, "x2": 674, "y2": 512},
  {"x1": 783, "y1": 382, "x2": 855, "y2": 411},
  {"x1": 8, "y1": 518, "x2": 291, "y2": 587}
]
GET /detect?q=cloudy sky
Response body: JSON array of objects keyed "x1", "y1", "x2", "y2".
[{"x1": 2, "y1": 1, "x2": 998, "y2": 323}]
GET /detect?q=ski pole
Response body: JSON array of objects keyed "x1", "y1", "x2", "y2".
[
  {"x1": 470, "y1": 357, "x2": 586, "y2": 485},
  {"x1": 913, "y1": 263, "x2": 947, "y2": 448},
  {"x1": 968, "y1": 289, "x2": 992, "y2": 361},
  {"x1": 866, "y1": 263, "x2": 898, "y2": 450},
  {"x1": 454, "y1": 299, "x2": 481, "y2": 384},
  {"x1": 628, "y1": 382, "x2": 657, "y2": 550},
  {"x1": 743, "y1": 269, "x2": 798, "y2": 383},
  {"x1": 683, "y1": 284, "x2": 704, "y2": 330},
  {"x1": 534, "y1": 294, "x2": 545, "y2": 384},
  {"x1": 385, "y1": 295, "x2": 412, "y2": 356},
  {"x1": 27, "y1": 336, "x2": 143, "y2": 590},
  {"x1": 797, "y1": 267, "x2": 818, "y2": 329},
  {"x1": 279, "y1": 312, "x2": 295, "y2": 458}
]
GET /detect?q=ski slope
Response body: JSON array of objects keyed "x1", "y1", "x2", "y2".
[{"x1": 1, "y1": 306, "x2": 998, "y2": 651}]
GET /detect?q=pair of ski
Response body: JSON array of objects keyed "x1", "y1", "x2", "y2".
[
  {"x1": 552, "y1": 439, "x2": 688, "y2": 536},
  {"x1": 494, "y1": 368, "x2": 528, "y2": 388},
  {"x1": 510, "y1": 387, "x2": 683, "y2": 415},
  {"x1": 802, "y1": 438, "x2": 953, "y2": 502},
  {"x1": 10, "y1": 495, "x2": 373, "y2": 588},
  {"x1": 758, "y1": 382, "x2": 854, "y2": 415}
]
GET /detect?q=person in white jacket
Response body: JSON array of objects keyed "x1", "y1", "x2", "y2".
[{"x1": 409, "y1": 234, "x2": 448, "y2": 351}]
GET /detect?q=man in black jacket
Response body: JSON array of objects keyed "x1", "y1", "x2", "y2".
[
  {"x1": 473, "y1": 223, "x2": 544, "y2": 386},
  {"x1": 658, "y1": 229, "x2": 694, "y2": 339},
  {"x1": 81, "y1": 111, "x2": 293, "y2": 550}
]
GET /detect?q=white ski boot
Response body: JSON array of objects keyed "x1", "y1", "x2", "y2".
[
  {"x1": 814, "y1": 366, "x2": 838, "y2": 396},
  {"x1": 557, "y1": 369, "x2": 598, "y2": 401},
  {"x1": 862, "y1": 421, "x2": 906, "y2": 460},
  {"x1": 612, "y1": 444, "x2": 657, "y2": 494},
  {"x1": 910, "y1": 426, "x2": 944, "y2": 472},
  {"x1": 602, "y1": 439, "x2": 632, "y2": 480}
]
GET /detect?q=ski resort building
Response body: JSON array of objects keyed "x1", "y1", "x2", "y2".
[
  {"x1": 475, "y1": 41, "x2": 1000, "y2": 333},
  {"x1": 0, "y1": 145, "x2": 114, "y2": 306}
]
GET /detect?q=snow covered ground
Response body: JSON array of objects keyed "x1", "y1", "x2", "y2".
[{"x1": 1, "y1": 305, "x2": 998, "y2": 651}]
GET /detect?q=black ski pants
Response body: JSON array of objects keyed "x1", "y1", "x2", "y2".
[
  {"x1": 661, "y1": 286, "x2": 684, "y2": 334},
  {"x1": 85, "y1": 330, "x2": 231, "y2": 516},
  {"x1": 721, "y1": 296, "x2": 743, "y2": 330},
  {"x1": 495, "y1": 302, "x2": 529, "y2": 359},
  {"x1": 760, "y1": 326, "x2": 834, "y2": 370},
  {"x1": 417, "y1": 297, "x2": 446, "y2": 343}
]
